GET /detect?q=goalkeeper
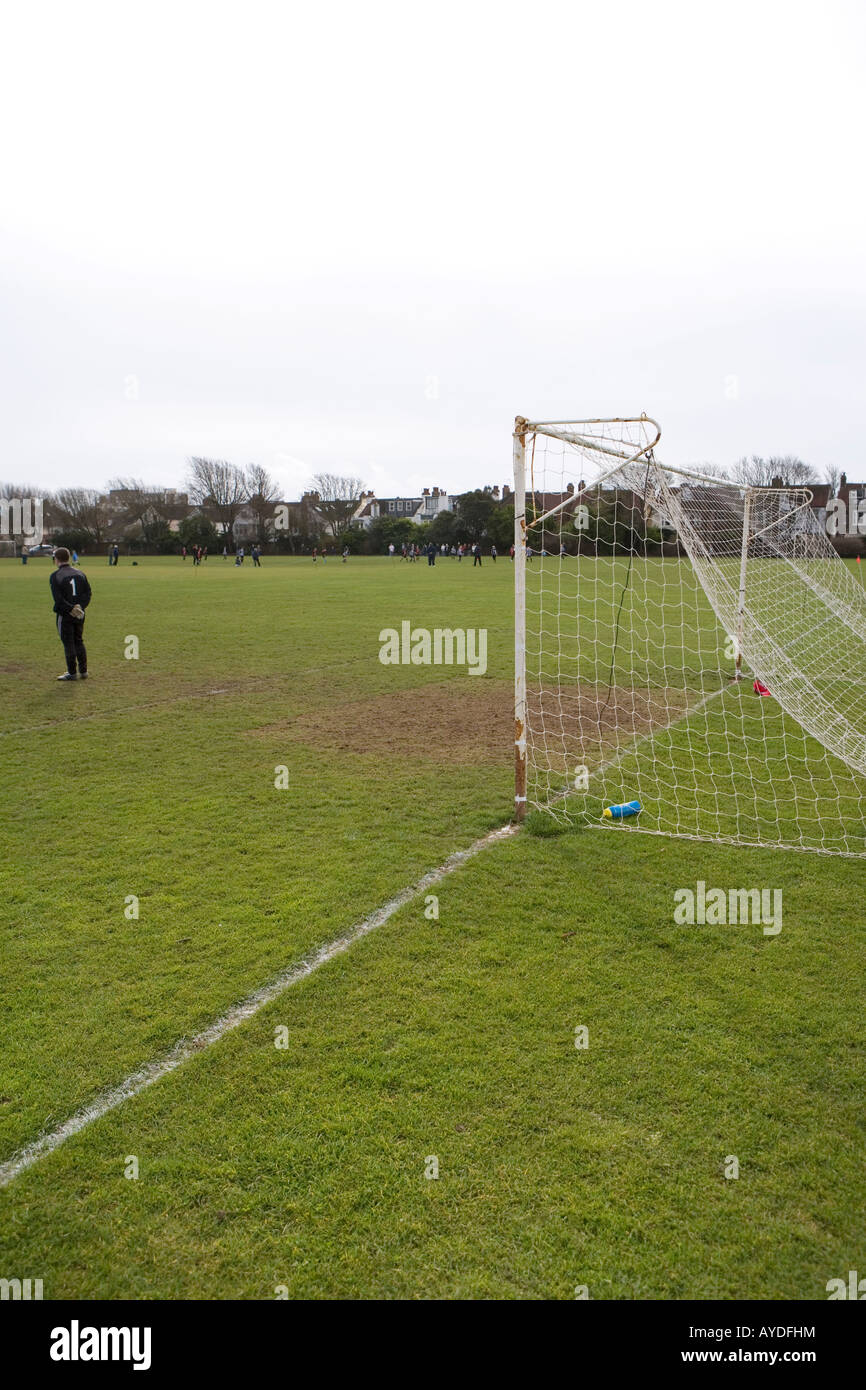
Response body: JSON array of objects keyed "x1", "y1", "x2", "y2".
[{"x1": 50, "y1": 547, "x2": 92, "y2": 681}]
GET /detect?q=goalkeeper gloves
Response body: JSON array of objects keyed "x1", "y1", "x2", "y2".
[{"x1": 69, "y1": 604, "x2": 85, "y2": 620}]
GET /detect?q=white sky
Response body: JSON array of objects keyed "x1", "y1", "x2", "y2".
[{"x1": 1, "y1": 0, "x2": 865, "y2": 498}]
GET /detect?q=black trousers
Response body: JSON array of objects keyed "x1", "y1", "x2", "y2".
[{"x1": 57, "y1": 614, "x2": 87, "y2": 674}]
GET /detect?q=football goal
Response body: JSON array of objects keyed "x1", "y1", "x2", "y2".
[{"x1": 513, "y1": 415, "x2": 866, "y2": 856}]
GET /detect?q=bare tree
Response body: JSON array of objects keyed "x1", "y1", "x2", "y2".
[
  {"x1": 692, "y1": 462, "x2": 731, "y2": 480},
  {"x1": 732, "y1": 456, "x2": 774, "y2": 487},
  {"x1": 105, "y1": 477, "x2": 169, "y2": 540},
  {"x1": 0, "y1": 479, "x2": 46, "y2": 497},
  {"x1": 187, "y1": 457, "x2": 247, "y2": 541},
  {"x1": 767, "y1": 455, "x2": 817, "y2": 486},
  {"x1": 107, "y1": 476, "x2": 162, "y2": 515},
  {"x1": 245, "y1": 463, "x2": 280, "y2": 543},
  {"x1": 824, "y1": 464, "x2": 842, "y2": 496},
  {"x1": 53, "y1": 488, "x2": 110, "y2": 544},
  {"x1": 310, "y1": 472, "x2": 365, "y2": 536},
  {"x1": 732, "y1": 455, "x2": 817, "y2": 488}
]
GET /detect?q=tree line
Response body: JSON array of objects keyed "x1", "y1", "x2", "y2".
[
  {"x1": 1, "y1": 453, "x2": 846, "y2": 555},
  {"x1": 0, "y1": 459, "x2": 516, "y2": 555},
  {"x1": 0, "y1": 460, "x2": 368, "y2": 554}
]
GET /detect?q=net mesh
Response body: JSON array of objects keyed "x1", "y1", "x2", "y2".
[{"x1": 522, "y1": 419, "x2": 866, "y2": 856}]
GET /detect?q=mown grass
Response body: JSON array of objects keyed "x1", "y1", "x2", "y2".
[{"x1": 0, "y1": 554, "x2": 864, "y2": 1299}]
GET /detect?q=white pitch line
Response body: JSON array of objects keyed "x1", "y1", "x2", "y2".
[
  {"x1": 0, "y1": 823, "x2": 517, "y2": 1189},
  {"x1": 0, "y1": 683, "x2": 731, "y2": 1187}
]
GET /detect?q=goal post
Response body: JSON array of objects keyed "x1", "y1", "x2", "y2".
[
  {"x1": 513, "y1": 417, "x2": 528, "y2": 822},
  {"x1": 513, "y1": 413, "x2": 866, "y2": 856}
]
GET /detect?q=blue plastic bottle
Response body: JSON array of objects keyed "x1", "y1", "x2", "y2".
[{"x1": 602, "y1": 800, "x2": 642, "y2": 820}]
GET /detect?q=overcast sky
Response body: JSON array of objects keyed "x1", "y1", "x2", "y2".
[{"x1": 1, "y1": 0, "x2": 864, "y2": 499}]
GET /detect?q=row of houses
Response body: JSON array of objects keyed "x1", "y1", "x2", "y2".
[
  {"x1": 352, "y1": 485, "x2": 455, "y2": 528},
  {"x1": 34, "y1": 483, "x2": 497, "y2": 545}
]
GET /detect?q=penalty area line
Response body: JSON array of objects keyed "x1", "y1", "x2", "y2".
[{"x1": 0, "y1": 822, "x2": 517, "y2": 1189}]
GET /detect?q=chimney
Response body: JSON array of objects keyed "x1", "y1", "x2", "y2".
[
  {"x1": 423, "y1": 487, "x2": 430, "y2": 495},
  {"x1": 503, "y1": 483, "x2": 512, "y2": 499},
  {"x1": 492, "y1": 485, "x2": 500, "y2": 498},
  {"x1": 841, "y1": 472, "x2": 848, "y2": 488},
  {"x1": 566, "y1": 482, "x2": 574, "y2": 494}
]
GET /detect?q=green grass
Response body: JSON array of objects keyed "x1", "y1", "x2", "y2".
[{"x1": 0, "y1": 554, "x2": 864, "y2": 1299}]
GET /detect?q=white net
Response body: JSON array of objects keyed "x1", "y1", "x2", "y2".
[{"x1": 520, "y1": 418, "x2": 866, "y2": 856}]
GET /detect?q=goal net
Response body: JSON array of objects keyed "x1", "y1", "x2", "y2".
[{"x1": 513, "y1": 415, "x2": 866, "y2": 857}]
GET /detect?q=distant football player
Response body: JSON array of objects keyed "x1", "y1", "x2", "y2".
[{"x1": 50, "y1": 547, "x2": 91, "y2": 681}]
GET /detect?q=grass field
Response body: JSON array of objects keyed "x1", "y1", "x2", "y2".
[{"x1": 1, "y1": 553, "x2": 864, "y2": 1299}]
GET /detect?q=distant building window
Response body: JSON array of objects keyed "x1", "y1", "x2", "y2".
[{"x1": 388, "y1": 501, "x2": 395, "y2": 512}]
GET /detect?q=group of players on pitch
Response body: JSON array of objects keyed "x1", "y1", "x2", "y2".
[{"x1": 41, "y1": 533, "x2": 513, "y2": 681}]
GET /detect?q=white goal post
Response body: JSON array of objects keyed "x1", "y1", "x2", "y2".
[{"x1": 513, "y1": 414, "x2": 866, "y2": 856}]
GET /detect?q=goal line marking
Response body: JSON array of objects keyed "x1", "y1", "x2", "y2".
[{"x1": 0, "y1": 823, "x2": 517, "y2": 1188}]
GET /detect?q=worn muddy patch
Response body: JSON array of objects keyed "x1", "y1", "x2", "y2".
[
  {"x1": 246, "y1": 681, "x2": 514, "y2": 763},
  {"x1": 244, "y1": 679, "x2": 701, "y2": 768}
]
